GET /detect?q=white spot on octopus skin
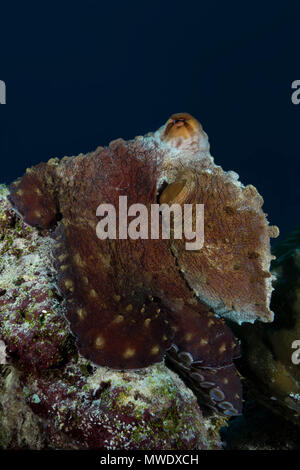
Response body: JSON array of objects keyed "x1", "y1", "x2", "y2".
[{"x1": 123, "y1": 347, "x2": 136, "y2": 359}]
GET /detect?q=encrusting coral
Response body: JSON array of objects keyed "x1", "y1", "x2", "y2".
[{"x1": 7, "y1": 113, "x2": 278, "y2": 419}]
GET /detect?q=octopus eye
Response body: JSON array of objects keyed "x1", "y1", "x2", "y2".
[
  {"x1": 163, "y1": 113, "x2": 202, "y2": 142},
  {"x1": 159, "y1": 180, "x2": 187, "y2": 204},
  {"x1": 173, "y1": 118, "x2": 185, "y2": 127}
]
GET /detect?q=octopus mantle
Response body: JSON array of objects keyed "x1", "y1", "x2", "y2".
[{"x1": 8, "y1": 113, "x2": 278, "y2": 416}]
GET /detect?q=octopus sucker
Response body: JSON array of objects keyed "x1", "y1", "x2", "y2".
[{"x1": 9, "y1": 113, "x2": 278, "y2": 416}]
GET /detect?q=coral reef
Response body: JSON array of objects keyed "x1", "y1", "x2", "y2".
[
  {"x1": 7, "y1": 114, "x2": 278, "y2": 417},
  {"x1": 0, "y1": 366, "x2": 44, "y2": 449},
  {"x1": 0, "y1": 361, "x2": 223, "y2": 450},
  {"x1": 233, "y1": 227, "x2": 300, "y2": 425},
  {"x1": 0, "y1": 188, "x2": 74, "y2": 372},
  {"x1": 0, "y1": 340, "x2": 6, "y2": 364}
]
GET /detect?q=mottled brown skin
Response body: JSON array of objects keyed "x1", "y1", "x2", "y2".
[
  {"x1": 163, "y1": 169, "x2": 277, "y2": 322},
  {"x1": 8, "y1": 113, "x2": 277, "y2": 416}
]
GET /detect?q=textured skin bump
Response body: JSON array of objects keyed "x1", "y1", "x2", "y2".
[{"x1": 8, "y1": 113, "x2": 278, "y2": 415}]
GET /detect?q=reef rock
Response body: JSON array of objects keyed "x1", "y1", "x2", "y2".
[{"x1": 0, "y1": 340, "x2": 6, "y2": 364}]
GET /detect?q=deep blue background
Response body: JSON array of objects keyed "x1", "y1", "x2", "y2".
[{"x1": 0, "y1": 1, "x2": 299, "y2": 241}]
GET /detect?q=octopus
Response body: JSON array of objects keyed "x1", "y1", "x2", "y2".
[{"x1": 9, "y1": 113, "x2": 279, "y2": 417}]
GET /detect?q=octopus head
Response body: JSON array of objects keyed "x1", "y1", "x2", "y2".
[{"x1": 158, "y1": 113, "x2": 210, "y2": 154}]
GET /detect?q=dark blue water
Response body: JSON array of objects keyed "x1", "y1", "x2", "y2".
[{"x1": 0, "y1": 1, "x2": 299, "y2": 240}]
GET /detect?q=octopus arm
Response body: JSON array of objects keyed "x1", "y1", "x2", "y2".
[
  {"x1": 9, "y1": 160, "x2": 60, "y2": 229},
  {"x1": 166, "y1": 307, "x2": 242, "y2": 415},
  {"x1": 53, "y1": 221, "x2": 176, "y2": 370}
]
